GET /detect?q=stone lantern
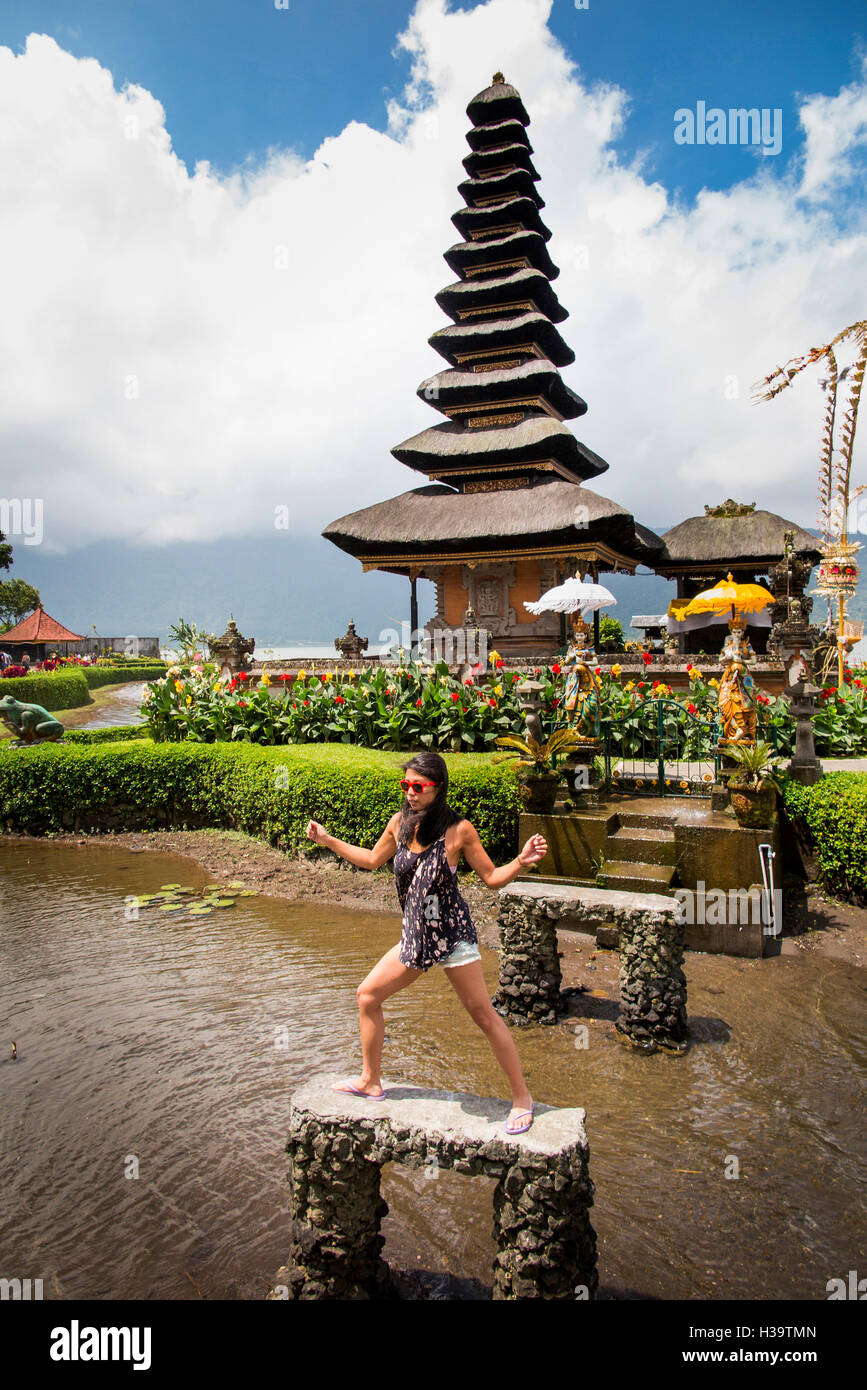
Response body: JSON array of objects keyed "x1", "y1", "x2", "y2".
[{"x1": 208, "y1": 615, "x2": 255, "y2": 684}]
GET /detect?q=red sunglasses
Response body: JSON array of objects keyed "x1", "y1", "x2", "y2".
[{"x1": 400, "y1": 779, "x2": 438, "y2": 793}]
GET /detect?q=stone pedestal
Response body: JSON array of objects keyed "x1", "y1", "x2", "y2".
[
  {"x1": 615, "y1": 907, "x2": 689, "y2": 1053},
  {"x1": 493, "y1": 891, "x2": 564, "y2": 1025},
  {"x1": 496, "y1": 882, "x2": 689, "y2": 1050},
  {"x1": 273, "y1": 1076, "x2": 597, "y2": 1301}
]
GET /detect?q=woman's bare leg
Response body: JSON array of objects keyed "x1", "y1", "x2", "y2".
[
  {"x1": 337, "y1": 944, "x2": 423, "y2": 1097},
  {"x1": 443, "y1": 960, "x2": 532, "y2": 1114}
]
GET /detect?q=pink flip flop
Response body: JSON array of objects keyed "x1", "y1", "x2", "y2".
[
  {"x1": 332, "y1": 1083, "x2": 388, "y2": 1100},
  {"x1": 505, "y1": 1100, "x2": 534, "y2": 1135}
]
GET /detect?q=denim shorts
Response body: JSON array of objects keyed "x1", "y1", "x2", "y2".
[{"x1": 436, "y1": 939, "x2": 481, "y2": 969}]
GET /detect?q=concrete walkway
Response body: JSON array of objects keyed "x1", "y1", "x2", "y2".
[{"x1": 821, "y1": 759, "x2": 867, "y2": 772}]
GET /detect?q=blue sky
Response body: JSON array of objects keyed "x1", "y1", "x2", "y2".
[{"x1": 3, "y1": 0, "x2": 865, "y2": 200}]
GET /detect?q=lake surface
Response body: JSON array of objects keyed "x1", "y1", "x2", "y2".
[{"x1": 0, "y1": 839, "x2": 864, "y2": 1299}]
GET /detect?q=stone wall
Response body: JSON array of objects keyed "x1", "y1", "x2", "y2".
[{"x1": 272, "y1": 1076, "x2": 598, "y2": 1301}]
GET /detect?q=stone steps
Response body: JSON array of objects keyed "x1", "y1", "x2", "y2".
[
  {"x1": 597, "y1": 860, "x2": 678, "y2": 894},
  {"x1": 608, "y1": 826, "x2": 678, "y2": 865}
]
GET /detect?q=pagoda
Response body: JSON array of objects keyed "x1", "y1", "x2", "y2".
[{"x1": 323, "y1": 74, "x2": 663, "y2": 658}]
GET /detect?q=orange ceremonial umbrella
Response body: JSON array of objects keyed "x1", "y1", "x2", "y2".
[{"x1": 682, "y1": 573, "x2": 774, "y2": 623}]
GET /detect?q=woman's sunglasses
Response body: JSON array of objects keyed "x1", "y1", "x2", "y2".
[{"x1": 400, "y1": 779, "x2": 438, "y2": 793}]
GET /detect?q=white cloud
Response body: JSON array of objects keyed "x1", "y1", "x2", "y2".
[{"x1": 0, "y1": 3, "x2": 865, "y2": 559}]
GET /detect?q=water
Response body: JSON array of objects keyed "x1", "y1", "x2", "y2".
[
  {"x1": 0, "y1": 839, "x2": 864, "y2": 1300},
  {"x1": 60, "y1": 682, "x2": 148, "y2": 731}
]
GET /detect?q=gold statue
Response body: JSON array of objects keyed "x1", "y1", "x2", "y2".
[
  {"x1": 718, "y1": 628, "x2": 757, "y2": 744},
  {"x1": 561, "y1": 615, "x2": 600, "y2": 736}
]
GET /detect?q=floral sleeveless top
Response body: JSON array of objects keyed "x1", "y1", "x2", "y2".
[{"x1": 394, "y1": 833, "x2": 477, "y2": 972}]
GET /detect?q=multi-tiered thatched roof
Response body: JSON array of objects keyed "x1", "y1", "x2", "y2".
[{"x1": 324, "y1": 74, "x2": 661, "y2": 578}]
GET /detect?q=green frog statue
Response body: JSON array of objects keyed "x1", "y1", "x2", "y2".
[{"x1": 0, "y1": 695, "x2": 65, "y2": 745}]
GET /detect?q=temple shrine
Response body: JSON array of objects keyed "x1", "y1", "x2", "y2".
[{"x1": 323, "y1": 74, "x2": 662, "y2": 659}]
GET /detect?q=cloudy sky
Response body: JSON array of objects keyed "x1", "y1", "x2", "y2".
[{"x1": 1, "y1": 0, "x2": 866, "y2": 561}]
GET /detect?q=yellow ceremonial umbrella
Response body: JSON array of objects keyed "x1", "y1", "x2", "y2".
[{"x1": 682, "y1": 573, "x2": 774, "y2": 624}]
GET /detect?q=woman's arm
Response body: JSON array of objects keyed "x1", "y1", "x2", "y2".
[
  {"x1": 306, "y1": 814, "x2": 399, "y2": 870},
  {"x1": 457, "y1": 820, "x2": 548, "y2": 889}
]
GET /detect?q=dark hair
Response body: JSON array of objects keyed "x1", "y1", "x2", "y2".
[{"x1": 397, "y1": 751, "x2": 461, "y2": 849}]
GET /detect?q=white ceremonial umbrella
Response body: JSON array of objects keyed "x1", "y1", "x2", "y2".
[{"x1": 523, "y1": 575, "x2": 617, "y2": 616}]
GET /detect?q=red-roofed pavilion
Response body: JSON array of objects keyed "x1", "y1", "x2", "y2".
[{"x1": 0, "y1": 606, "x2": 84, "y2": 662}]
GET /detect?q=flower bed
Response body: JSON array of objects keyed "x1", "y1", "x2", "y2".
[{"x1": 134, "y1": 656, "x2": 867, "y2": 759}]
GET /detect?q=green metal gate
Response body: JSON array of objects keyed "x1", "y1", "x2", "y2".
[{"x1": 601, "y1": 697, "x2": 722, "y2": 797}]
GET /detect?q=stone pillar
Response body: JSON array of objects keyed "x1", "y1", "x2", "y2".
[
  {"x1": 493, "y1": 893, "x2": 564, "y2": 1025},
  {"x1": 491, "y1": 1154, "x2": 598, "y2": 1300},
  {"x1": 616, "y1": 908, "x2": 689, "y2": 1053},
  {"x1": 276, "y1": 1116, "x2": 389, "y2": 1300}
]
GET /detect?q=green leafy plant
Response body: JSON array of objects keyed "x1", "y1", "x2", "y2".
[
  {"x1": 493, "y1": 725, "x2": 591, "y2": 775},
  {"x1": 723, "y1": 740, "x2": 785, "y2": 791}
]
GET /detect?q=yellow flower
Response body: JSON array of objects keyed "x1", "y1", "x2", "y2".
[
  {"x1": 174, "y1": 679, "x2": 184, "y2": 692},
  {"x1": 689, "y1": 667, "x2": 702, "y2": 681},
  {"x1": 624, "y1": 681, "x2": 635, "y2": 692},
  {"x1": 489, "y1": 649, "x2": 501, "y2": 665},
  {"x1": 324, "y1": 671, "x2": 333, "y2": 681},
  {"x1": 494, "y1": 683, "x2": 503, "y2": 696},
  {"x1": 259, "y1": 671, "x2": 271, "y2": 687},
  {"x1": 349, "y1": 668, "x2": 355, "y2": 678},
  {"x1": 297, "y1": 669, "x2": 307, "y2": 679},
  {"x1": 611, "y1": 663, "x2": 622, "y2": 678},
  {"x1": 185, "y1": 695, "x2": 192, "y2": 706},
  {"x1": 680, "y1": 780, "x2": 689, "y2": 789},
  {"x1": 708, "y1": 678, "x2": 720, "y2": 689}
]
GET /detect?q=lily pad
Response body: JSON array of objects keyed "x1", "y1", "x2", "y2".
[
  {"x1": 226, "y1": 880, "x2": 246, "y2": 889},
  {"x1": 160, "y1": 904, "x2": 185, "y2": 912},
  {"x1": 237, "y1": 889, "x2": 257, "y2": 897},
  {"x1": 209, "y1": 898, "x2": 236, "y2": 908},
  {"x1": 188, "y1": 906, "x2": 213, "y2": 916},
  {"x1": 160, "y1": 883, "x2": 182, "y2": 890}
]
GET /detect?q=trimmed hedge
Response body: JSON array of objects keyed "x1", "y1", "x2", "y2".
[
  {"x1": 0, "y1": 666, "x2": 166, "y2": 710},
  {"x1": 62, "y1": 726, "x2": 150, "y2": 744},
  {"x1": 783, "y1": 773, "x2": 867, "y2": 903},
  {"x1": 83, "y1": 665, "x2": 166, "y2": 690},
  {"x1": 0, "y1": 669, "x2": 90, "y2": 709},
  {"x1": 0, "y1": 740, "x2": 521, "y2": 862}
]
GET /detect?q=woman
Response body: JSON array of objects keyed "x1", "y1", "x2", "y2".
[{"x1": 306, "y1": 750, "x2": 548, "y2": 1135}]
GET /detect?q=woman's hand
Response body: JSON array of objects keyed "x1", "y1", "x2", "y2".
[
  {"x1": 306, "y1": 820, "x2": 328, "y2": 845},
  {"x1": 517, "y1": 833, "x2": 548, "y2": 867}
]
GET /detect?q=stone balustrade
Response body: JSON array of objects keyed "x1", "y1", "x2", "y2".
[
  {"x1": 272, "y1": 1074, "x2": 598, "y2": 1300},
  {"x1": 495, "y1": 882, "x2": 689, "y2": 1052}
]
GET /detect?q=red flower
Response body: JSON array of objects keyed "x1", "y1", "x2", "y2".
[
  {"x1": 320, "y1": 673, "x2": 328, "y2": 683},
  {"x1": 534, "y1": 667, "x2": 541, "y2": 676},
  {"x1": 686, "y1": 663, "x2": 693, "y2": 672},
  {"x1": 415, "y1": 698, "x2": 423, "y2": 707},
  {"x1": 641, "y1": 651, "x2": 652, "y2": 666},
  {"x1": 238, "y1": 700, "x2": 246, "y2": 708},
  {"x1": 292, "y1": 702, "x2": 297, "y2": 709},
  {"x1": 551, "y1": 663, "x2": 562, "y2": 675},
  {"x1": 238, "y1": 671, "x2": 250, "y2": 681},
  {"x1": 687, "y1": 702, "x2": 697, "y2": 714},
  {"x1": 304, "y1": 699, "x2": 310, "y2": 706},
  {"x1": 652, "y1": 680, "x2": 660, "y2": 689},
  {"x1": 227, "y1": 678, "x2": 238, "y2": 692},
  {"x1": 638, "y1": 681, "x2": 646, "y2": 690},
  {"x1": 460, "y1": 707, "x2": 466, "y2": 715},
  {"x1": 496, "y1": 658, "x2": 504, "y2": 668},
  {"x1": 334, "y1": 695, "x2": 345, "y2": 704},
  {"x1": 463, "y1": 677, "x2": 474, "y2": 685},
  {"x1": 488, "y1": 697, "x2": 496, "y2": 707},
  {"x1": 552, "y1": 697, "x2": 560, "y2": 707},
  {"x1": 451, "y1": 692, "x2": 460, "y2": 702}
]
